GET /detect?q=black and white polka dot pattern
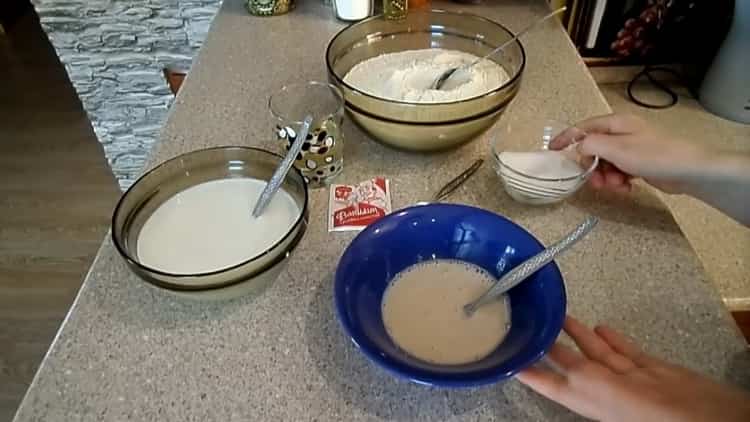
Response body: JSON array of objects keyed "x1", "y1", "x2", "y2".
[{"x1": 275, "y1": 118, "x2": 342, "y2": 185}]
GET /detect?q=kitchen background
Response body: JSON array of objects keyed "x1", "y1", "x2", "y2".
[
  {"x1": 1, "y1": 0, "x2": 748, "y2": 421},
  {"x1": 33, "y1": 0, "x2": 221, "y2": 189},
  {"x1": 34, "y1": 0, "x2": 740, "y2": 190}
]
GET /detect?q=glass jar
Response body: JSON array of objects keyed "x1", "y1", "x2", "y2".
[
  {"x1": 247, "y1": 0, "x2": 295, "y2": 16},
  {"x1": 383, "y1": 0, "x2": 407, "y2": 20},
  {"x1": 334, "y1": 0, "x2": 374, "y2": 21}
]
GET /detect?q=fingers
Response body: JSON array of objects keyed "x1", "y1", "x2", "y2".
[
  {"x1": 587, "y1": 165, "x2": 632, "y2": 193},
  {"x1": 573, "y1": 113, "x2": 644, "y2": 135},
  {"x1": 516, "y1": 343, "x2": 580, "y2": 398},
  {"x1": 588, "y1": 170, "x2": 605, "y2": 189},
  {"x1": 594, "y1": 325, "x2": 664, "y2": 369},
  {"x1": 577, "y1": 133, "x2": 629, "y2": 162},
  {"x1": 516, "y1": 366, "x2": 570, "y2": 405},
  {"x1": 517, "y1": 361, "x2": 605, "y2": 421},
  {"x1": 564, "y1": 317, "x2": 638, "y2": 374},
  {"x1": 549, "y1": 125, "x2": 586, "y2": 150},
  {"x1": 602, "y1": 164, "x2": 633, "y2": 194},
  {"x1": 516, "y1": 366, "x2": 567, "y2": 392},
  {"x1": 579, "y1": 155, "x2": 596, "y2": 170},
  {"x1": 546, "y1": 342, "x2": 586, "y2": 370},
  {"x1": 552, "y1": 114, "x2": 645, "y2": 175},
  {"x1": 604, "y1": 166, "x2": 627, "y2": 187},
  {"x1": 550, "y1": 113, "x2": 642, "y2": 150},
  {"x1": 578, "y1": 134, "x2": 639, "y2": 191}
]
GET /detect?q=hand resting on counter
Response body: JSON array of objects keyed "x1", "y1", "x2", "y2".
[
  {"x1": 517, "y1": 316, "x2": 750, "y2": 422},
  {"x1": 520, "y1": 114, "x2": 750, "y2": 421}
]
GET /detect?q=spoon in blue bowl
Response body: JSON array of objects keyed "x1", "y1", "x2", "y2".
[{"x1": 464, "y1": 215, "x2": 599, "y2": 317}]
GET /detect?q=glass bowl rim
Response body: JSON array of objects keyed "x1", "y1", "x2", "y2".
[
  {"x1": 491, "y1": 125, "x2": 600, "y2": 183},
  {"x1": 325, "y1": 8, "x2": 527, "y2": 107},
  {"x1": 111, "y1": 146, "x2": 309, "y2": 286}
]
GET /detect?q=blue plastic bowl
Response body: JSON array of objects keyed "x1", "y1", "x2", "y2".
[{"x1": 334, "y1": 203, "x2": 566, "y2": 387}]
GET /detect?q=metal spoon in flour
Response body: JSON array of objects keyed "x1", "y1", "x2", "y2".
[
  {"x1": 252, "y1": 115, "x2": 313, "y2": 217},
  {"x1": 463, "y1": 215, "x2": 598, "y2": 317},
  {"x1": 431, "y1": 7, "x2": 566, "y2": 90}
]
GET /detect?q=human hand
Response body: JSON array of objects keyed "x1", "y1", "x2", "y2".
[
  {"x1": 550, "y1": 114, "x2": 707, "y2": 194},
  {"x1": 516, "y1": 316, "x2": 750, "y2": 422}
]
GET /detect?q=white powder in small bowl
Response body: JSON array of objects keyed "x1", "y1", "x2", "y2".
[
  {"x1": 498, "y1": 150, "x2": 584, "y2": 179},
  {"x1": 496, "y1": 150, "x2": 589, "y2": 205},
  {"x1": 343, "y1": 48, "x2": 510, "y2": 103}
]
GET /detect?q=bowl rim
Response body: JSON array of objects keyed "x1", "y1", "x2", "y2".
[
  {"x1": 268, "y1": 80, "x2": 345, "y2": 126},
  {"x1": 491, "y1": 123, "x2": 600, "y2": 183},
  {"x1": 325, "y1": 8, "x2": 527, "y2": 107},
  {"x1": 345, "y1": 92, "x2": 513, "y2": 126},
  {"x1": 494, "y1": 150, "x2": 600, "y2": 183},
  {"x1": 333, "y1": 203, "x2": 567, "y2": 387},
  {"x1": 111, "y1": 146, "x2": 310, "y2": 290}
]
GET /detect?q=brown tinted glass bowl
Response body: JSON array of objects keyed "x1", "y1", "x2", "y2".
[
  {"x1": 326, "y1": 9, "x2": 525, "y2": 151},
  {"x1": 111, "y1": 147, "x2": 309, "y2": 300}
]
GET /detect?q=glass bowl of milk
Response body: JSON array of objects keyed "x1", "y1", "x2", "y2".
[
  {"x1": 112, "y1": 146, "x2": 308, "y2": 300},
  {"x1": 491, "y1": 120, "x2": 599, "y2": 205}
]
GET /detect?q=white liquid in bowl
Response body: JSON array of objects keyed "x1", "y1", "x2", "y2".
[
  {"x1": 136, "y1": 178, "x2": 301, "y2": 274},
  {"x1": 382, "y1": 259, "x2": 511, "y2": 365}
]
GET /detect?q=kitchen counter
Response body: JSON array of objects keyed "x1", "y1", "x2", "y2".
[
  {"x1": 14, "y1": 1, "x2": 750, "y2": 421},
  {"x1": 600, "y1": 82, "x2": 750, "y2": 311}
]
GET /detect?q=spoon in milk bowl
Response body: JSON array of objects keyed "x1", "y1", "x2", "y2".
[
  {"x1": 252, "y1": 115, "x2": 313, "y2": 218},
  {"x1": 463, "y1": 216, "x2": 598, "y2": 317}
]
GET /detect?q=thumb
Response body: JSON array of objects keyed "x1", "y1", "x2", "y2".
[
  {"x1": 577, "y1": 133, "x2": 630, "y2": 165},
  {"x1": 574, "y1": 113, "x2": 643, "y2": 135}
]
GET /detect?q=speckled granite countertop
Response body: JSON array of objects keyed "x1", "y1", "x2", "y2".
[{"x1": 14, "y1": 1, "x2": 750, "y2": 421}]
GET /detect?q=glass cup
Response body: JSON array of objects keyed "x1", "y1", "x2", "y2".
[
  {"x1": 383, "y1": 0, "x2": 408, "y2": 20},
  {"x1": 247, "y1": 0, "x2": 295, "y2": 16},
  {"x1": 269, "y1": 81, "x2": 345, "y2": 187}
]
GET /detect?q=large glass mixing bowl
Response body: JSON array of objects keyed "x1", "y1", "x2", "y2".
[{"x1": 326, "y1": 9, "x2": 526, "y2": 151}]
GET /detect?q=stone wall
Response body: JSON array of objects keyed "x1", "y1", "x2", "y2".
[{"x1": 33, "y1": 0, "x2": 221, "y2": 189}]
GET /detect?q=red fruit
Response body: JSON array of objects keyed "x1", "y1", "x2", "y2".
[{"x1": 624, "y1": 18, "x2": 638, "y2": 29}]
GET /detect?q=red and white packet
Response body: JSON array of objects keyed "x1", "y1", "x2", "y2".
[{"x1": 328, "y1": 177, "x2": 392, "y2": 232}]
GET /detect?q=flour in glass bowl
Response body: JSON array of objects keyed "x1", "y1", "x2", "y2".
[{"x1": 343, "y1": 48, "x2": 510, "y2": 103}]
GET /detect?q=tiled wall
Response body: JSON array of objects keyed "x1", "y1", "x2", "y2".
[{"x1": 33, "y1": 0, "x2": 221, "y2": 189}]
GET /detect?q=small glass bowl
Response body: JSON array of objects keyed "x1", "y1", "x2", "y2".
[{"x1": 491, "y1": 121, "x2": 598, "y2": 205}]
